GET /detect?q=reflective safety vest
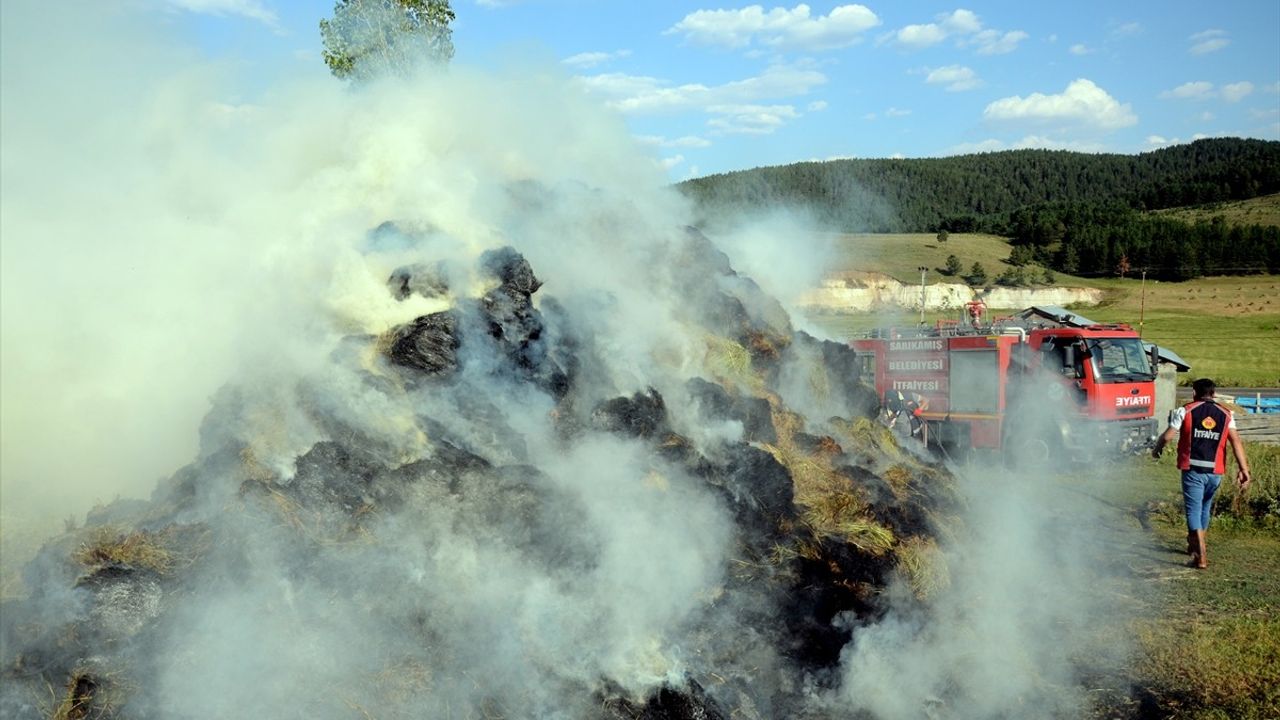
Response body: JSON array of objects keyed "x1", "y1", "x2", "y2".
[{"x1": 1176, "y1": 400, "x2": 1232, "y2": 473}]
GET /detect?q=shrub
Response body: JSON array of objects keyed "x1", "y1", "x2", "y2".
[{"x1": 966, "y1": 262, "x2": 987, "y2": 286}]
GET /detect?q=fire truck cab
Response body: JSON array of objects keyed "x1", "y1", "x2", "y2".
[{"x1": 850, "y1": 305, "x2": 1160, "y2": 461}]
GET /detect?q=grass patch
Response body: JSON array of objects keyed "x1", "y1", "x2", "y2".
[
  {"x1": 825, "y1": 232, "x2": 1099, "y2": 287},
  {"x1": 1150, "y1": 192, "x2": 1280, "y2": 229},
  {"x1": 1084, "y1": 275, "x2": 1280, "y2": 386},
  {"x1": 1105, "y1": 444, "x2": 1280, "y2": 719}
]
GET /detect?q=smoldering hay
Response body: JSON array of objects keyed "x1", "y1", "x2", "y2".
[
  {"x1": 2, "y1": 208, "x2": 964, "y2": 717},
  {"x1": 0, "y1": 4, "x2": 1128, "y2": 719}
]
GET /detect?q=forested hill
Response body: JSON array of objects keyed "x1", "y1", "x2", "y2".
[{"x1": 678, "y1": 138, "x2": 1280, "y2": 234}]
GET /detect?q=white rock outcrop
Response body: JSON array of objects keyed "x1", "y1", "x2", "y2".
[{"x1": 800, "y1": 272, "x2": 1103, "y2": 313}]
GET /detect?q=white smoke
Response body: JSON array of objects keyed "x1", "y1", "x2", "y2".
[
  {"x1": 2, "y1": 2, "x2": 750, "y2": 716},
  {"x1": 1, "y1": 2, "x2": 1136, "y2": 718}
]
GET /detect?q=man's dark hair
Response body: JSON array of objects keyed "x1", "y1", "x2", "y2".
[{"x1": 1192, "y1": 378, "x2": 1216, "y2": 399}]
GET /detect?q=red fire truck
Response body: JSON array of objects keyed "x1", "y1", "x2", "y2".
[{"x1": 850, "y1": 304, "x2": 1162, "y2": 461}]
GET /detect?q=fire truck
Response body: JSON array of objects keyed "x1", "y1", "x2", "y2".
[{"x1": 850, "y1": 303, "x2": 1162, "y2": 462}]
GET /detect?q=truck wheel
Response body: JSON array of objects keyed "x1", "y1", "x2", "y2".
[{"x1": 1004, "y1": 434, "x2": 1054, "y2": 469}]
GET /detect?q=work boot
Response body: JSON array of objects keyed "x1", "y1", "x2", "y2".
[{"x1": 1186, "y1": 530, "x2": 1196, "y2": 557}]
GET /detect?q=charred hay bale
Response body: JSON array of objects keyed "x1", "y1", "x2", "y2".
[
  {"x1": 479, "y1": 287, "x2": 571, "y2": 398},
  {"x1": 387, "y1": 262, "x2": 449, "y2": 301},
  {"x1": 685, "y1": 378, "x2": 776, "y2": 443},
  {"x1": 480, "y1": 245, "x2": 542, "y2": 295},
  {"x1": 375, "y1": 440, "x2": 494, "y2": 500},
  {"x1": 599, "y1": 679, "x2": 728, "y2": 720},
  {"x1": 705, "y1": 443, "x2": 795, "y2": 536},
  {"x1": 461, "y1": 464, "x2": 596, "y2": 570},
  {"x1": 781, "y1": 333, "x2": 879, "y2": 420},
  {"x1": 74, "y1": 565, "x2": 163, "y2": 643},
  {"x1": 291, "y1": 441, "x2": 385, "y2": 513},
  {"x1": 386, "y1": 311, "x2": 460, "y2": 377},
  {"x1": 481, "y1": 285, "x2": 544, "y2": 354},
  {"x1": 677, "y1": 226, "x2": 734, "y2": 277},
  {"x1": 840, "y1": 464, "x2": 937, "y2": 539},
  {"x1": 591, "y1": 388, "x2": 669, "y2": 439}
]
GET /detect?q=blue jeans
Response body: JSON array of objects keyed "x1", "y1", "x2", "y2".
[{"x1": 1182, "y1": 470, "x2": 1222, "y2": 531}]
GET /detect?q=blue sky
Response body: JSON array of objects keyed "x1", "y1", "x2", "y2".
[{"x1": 163, "y1": 1, "x2": 1279, "y2": 178}]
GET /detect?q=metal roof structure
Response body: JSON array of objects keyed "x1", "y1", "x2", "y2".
[
  {"x1": 1016, "y1": 305, "x2": 1100, "y2": 328},
  {"x1": 1144, "y1": 342, "x2": 1192, "y2": 372}
]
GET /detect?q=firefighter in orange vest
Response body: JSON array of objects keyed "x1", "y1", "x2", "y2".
[{"x1": 1151, "y1": 378, "x2": 1251, "y2": 569}]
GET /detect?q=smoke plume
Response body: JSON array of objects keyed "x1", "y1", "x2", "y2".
[{"x1": 2, "y1": 3, "x2": 1136, "y2": 719}]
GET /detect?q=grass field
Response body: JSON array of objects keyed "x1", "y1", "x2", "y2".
[
  {"x1": 824, "y1": 232, "x2": 1099, "y2": 286},
  {"x1": 1102, "y1": 444, "x2": 1280, "y2": 719},
  {"x1": 1150, "y1": 192, "x2": 1280, "y2": 228},
  {"x1": 1085, "y1": 276, "x2": 1280, "y2": 387}
]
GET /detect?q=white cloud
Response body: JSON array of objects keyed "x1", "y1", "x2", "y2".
[
  {"x1": 950, "y1": 135, "x2": 1105, "y2": 154},
  {"x1": 889, "y1": 152, "x2": 906, "y2": 159},
  {"x1": 984, "y1": 78, "x2": 1137, "y2": 130},
  {"x1": 1160, "y1": 81, "x2": 1215, "y2": 101},
  {"x1": 706, "y1": 103, "x2": 800, "y2": 134},
  {"x1": 666, "y1": 4, "x2": 880, "y2": 51},
  {"x1": 1189, "y1": 29, "x2": 1230, "y2": 55},
  {"x1": 863, "y1": 112, "x2": 877, "y2": 120},
  {"x1": 1145, "y1": 135, "x2": 1168, "y2": 146},
  {"x1": 660, "y1": 154, "x2": 686, "y2": 170},
  {"x1": 1249, "y1": 107, "x2": 1280, "y2": 120},
  {"x1": 939, "y1": 9, "x2": 982, "y2": 34},
  {"x1": 1198, "y1": 111, "x2": 1216, "y2": 122},
  {"x1": 1010, "y1": 135, "x2": 1104, "y2": 151},
  {"x1": 923, "y1": 64, "x2": 981, "y2": 92},
  {"x1": 576, "y1": 63, "x2": 826, "y2": 116},
  {"x1": 807, "y1": 100, "x2": 828, "y2": 111},
  {"x1": 968, "y1": 29, "x2": 1028, "y2": 55},
  {"x1": 885, "y1": 107, "x2": 911, "y2": 117},
  {"x1": 1109, "y1": 21, "x2": 1142, "y2": 39},
  {"x1": 946, "y1": 138, "x2": 1006, "y2": 154},
  {"x1": 164, "y1": 0, "x2": 276, "y2": 25},
  {"x1": 562, "y1": 49, "x2": 631, "y2": 69},
  {"x1": 889, "y1": 8, "x2": 1025, "y2": 55},
  {"x1": 635, "y1": 134, "x2": 712, "y2": 149},
  {"x1": 896, "y1": 22, "x2": 948, "y2": 48},
  {"x1": 1069, "y1": 43, "x2": 1092, "y2": 55},
  {"x1": 1221, "y1": 81, "x2": 1254, "y2": 103}
]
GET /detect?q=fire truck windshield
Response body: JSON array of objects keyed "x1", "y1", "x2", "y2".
[{"x1": 1087, "y1": 338, "x2": 1153, "y2": 382}]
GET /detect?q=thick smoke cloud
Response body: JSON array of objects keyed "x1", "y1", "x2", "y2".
[
  {"x1": 2, "y1": 2, "x2": 749, "y2": 716},
  {"x1": 2, "y1": 2, "x2": 1136, "y2": 718}
]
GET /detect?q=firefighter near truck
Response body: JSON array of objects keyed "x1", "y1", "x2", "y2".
[{"x1": 851, "y1": 303, "x2": 1163, "y2": 463}]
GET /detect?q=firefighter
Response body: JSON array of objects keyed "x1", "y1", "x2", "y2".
[
  {"x1": 1151, "y1": 378, "x2": 1251, "y2": 569},
  {"x1": 883, "y1": 389, "x2": 929, "y2": 442}
]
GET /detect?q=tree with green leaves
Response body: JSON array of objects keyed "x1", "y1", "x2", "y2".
[
  {"x1": 944, "y1": 255, "x2": 961, "y2": 276},
  {"x1": 1008, "y1": 245, "x2": 1035, "y2": 266},
  {"x1": 966, "y1": 262, "x2": 987, "y2": 286},
  {"x1": 936, "y1": 229, "x2": 949, "y2": 243},
  {"x1": 321, "y1": 0, "x2": 455, "y2": 81}
]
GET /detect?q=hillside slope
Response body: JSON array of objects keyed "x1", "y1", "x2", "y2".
[
  {"x1": 1151, "y1": 192, "x2": 1280, "y2": 228},
  {"x1": 679, "y1": 138, "x2": 1280, "y2": 234}
]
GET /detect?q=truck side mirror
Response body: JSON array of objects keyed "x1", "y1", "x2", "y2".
[
  {"x1": 1148, "y1": 344, "x2": 1160, "y2": 373},
  {"x1": 1063, "y1": 345, "x2": 1075, "y2": 370}
]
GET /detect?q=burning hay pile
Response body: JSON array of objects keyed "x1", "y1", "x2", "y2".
[{"x1": 1, "y1": 227, "x2": 958, "y2": 719}]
